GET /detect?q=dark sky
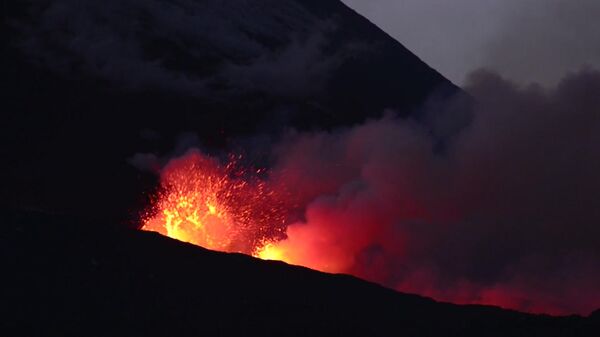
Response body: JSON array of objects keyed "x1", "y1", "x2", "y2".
[{"x1": 343, "y1": 0, "x2": 600, "y2": 86}]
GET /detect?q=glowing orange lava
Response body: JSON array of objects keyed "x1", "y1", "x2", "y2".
[
  {"x1": 142, "y1": 150, "x2": 287, "y2": 255},
  {"x1": 254, "y1": 242, "x2": 287, "y2": 261}
]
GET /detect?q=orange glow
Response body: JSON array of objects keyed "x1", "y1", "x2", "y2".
[
  {"x1": 141, "y1": 150, "x2": 352, "y2": 272},
  {"x1": 142, "y1": 151, "x2": 287, "y2": 254},
  {"x1": 139, "y1": 149, "x2": 587, "y2": 315},
  {"x1": 139, "y1": 147, "x2": 596, "y2": 316},
  {"x1": 254, "y1": 241, "x2": 287, "y2": 261}
]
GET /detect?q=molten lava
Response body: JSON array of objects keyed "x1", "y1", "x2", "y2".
[{"x1": 142, "y1": 150, "x2": 287, "y2": 255}]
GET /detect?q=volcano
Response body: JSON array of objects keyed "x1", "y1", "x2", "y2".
[
  {"x1": 1, "y1": 0, "x2": 465, "y2": 221},
  {"x1": 5, "y1": 1, "x2": 597, "y2": 335}
]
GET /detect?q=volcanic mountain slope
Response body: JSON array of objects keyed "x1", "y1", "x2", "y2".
[
  {"x1": 1, "y1": 0, "x2": 466, "y2": 222},
  {"x1": 4, "y1": 0, "x2": 459, "y2": 126},
  {"x1": 1, "y1": 210, "x2": 598, "y2": 337}
]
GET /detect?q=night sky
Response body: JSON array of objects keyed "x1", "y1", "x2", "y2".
[{"x1": 343, "y1": 0, "x2": 600, "y2": 85}]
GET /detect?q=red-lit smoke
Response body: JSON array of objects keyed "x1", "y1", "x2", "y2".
[{"x1": 143, "y1": 69, "x2": 600, "y2": 316}]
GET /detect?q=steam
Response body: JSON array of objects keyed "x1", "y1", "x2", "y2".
[{"x1": 262, "y1": 68, "x2": 600, "y2": 315}]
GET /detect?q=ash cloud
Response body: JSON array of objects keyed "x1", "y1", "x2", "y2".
[
  {"x1": 482, "y1": 0, "x2": 600, "y2": 86},
  {"x1": 265, "y1": 68, "x2": 600, "y2": 315}
]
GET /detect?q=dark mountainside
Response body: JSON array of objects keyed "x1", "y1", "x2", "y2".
[
  {"x1": 1, "y1": 209, "x2": 598, "y2": 337},
  {"x1": 1, "y1": 0, "x2": 466, "y2": 222}
]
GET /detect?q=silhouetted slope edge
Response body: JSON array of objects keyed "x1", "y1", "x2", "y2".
[{"x1": 1, "y1": 210, "x2": 597, "y2": 337}]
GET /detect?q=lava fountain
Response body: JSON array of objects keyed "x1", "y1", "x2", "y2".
[
  {"x1": 141, "y1": 149, "x2": 355, "y2": 272},
  {"x1": 142, "y1": 150, "x2": 287, "y2": 255}
]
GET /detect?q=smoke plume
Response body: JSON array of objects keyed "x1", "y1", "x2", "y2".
[
  {"x1": 143, "y1": 68, "x2": 600, "y2": 316},
  {"x1": 260, "y1": 68, "x2": 600, "y2": 315}
]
